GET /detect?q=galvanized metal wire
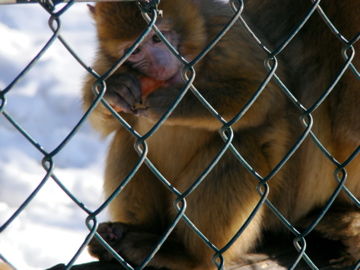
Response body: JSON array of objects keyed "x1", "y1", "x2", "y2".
[{"x1": 0, "y1": 0, "x2": 359, "y2": 270}]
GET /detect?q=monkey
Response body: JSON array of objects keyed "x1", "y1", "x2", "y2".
[
  {"x1": 82, "y1": 0, "x2": 360, "y2": 269},
  {"x1": 0, "y1": 263, "x2": 12, "y2": 270}
]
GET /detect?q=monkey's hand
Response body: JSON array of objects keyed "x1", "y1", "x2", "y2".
[{"x1": 104, "y1": 74, "x2": 143, "y2": 114}]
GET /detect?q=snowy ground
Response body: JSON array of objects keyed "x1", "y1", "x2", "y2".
[{"x1": 0, "y1": 3, "x2": 110, "y2": 269}]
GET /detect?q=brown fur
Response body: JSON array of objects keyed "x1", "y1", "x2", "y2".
[
  {"x1": 0, "y1": 263, "x2": 12, "y2": 270},
  {"x1": 83, "y1": 0, "x2": 359, "y2": 269}
]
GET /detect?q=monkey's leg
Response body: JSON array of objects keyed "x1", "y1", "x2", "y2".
[
  {"x1": 145, "y1": 132, "x2": 272, "y2": 269},
  {"x1": 88, "y1": 130, "x2": 198, "y2": 268},
  {"x1": 102, "y1": 130, "x2": 170, "y2": 225},
  {"x1": 165, "y1": 134, "x2": 272, "y2": 269},
  {"x1": 102, "y1": 147, "x2": 267, "y2": 270},
  {"x1": 89, "y1": 130, "x2": 274, "y2": 270}
]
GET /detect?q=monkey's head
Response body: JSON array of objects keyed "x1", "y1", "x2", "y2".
[{"x1": 90, "y1": 0, "x2": 206, "y2": 83}]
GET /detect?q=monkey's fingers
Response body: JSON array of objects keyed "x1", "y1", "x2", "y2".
[{"x1": 106, "y1": 92, "x2": 136, "y2": 114}]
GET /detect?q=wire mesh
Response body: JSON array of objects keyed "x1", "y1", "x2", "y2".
[{"x1": 0, "y1": 0, "x2": 359, "y2": 270}]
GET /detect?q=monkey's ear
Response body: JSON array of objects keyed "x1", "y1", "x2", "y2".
[{"x1": 87, "y1": 4, "x2": 96, "y2": 17}]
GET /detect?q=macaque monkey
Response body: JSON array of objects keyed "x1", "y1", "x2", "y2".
[{"x1": 83, "y1": 0, "x2": 359, "y2": 269}]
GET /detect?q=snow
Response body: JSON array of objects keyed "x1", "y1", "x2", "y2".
[{"x1": 0, "y1": 3, "x2": 110, "y2": 269}]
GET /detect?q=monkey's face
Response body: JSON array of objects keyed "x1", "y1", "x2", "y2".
[
  {"x1": 124, "y1": 29, "x2": 182, "y2": 82},
  {"x1": 91, "y1": 1, "x2": 206, "y2": 114}
]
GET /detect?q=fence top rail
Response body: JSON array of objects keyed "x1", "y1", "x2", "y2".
[{"x1": 0, "y1": 0, "x2": 134, "y2": 4}]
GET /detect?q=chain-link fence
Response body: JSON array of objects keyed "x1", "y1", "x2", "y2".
[{"x1": 0, "y1": 0, "x2": 359, "y2": 270}]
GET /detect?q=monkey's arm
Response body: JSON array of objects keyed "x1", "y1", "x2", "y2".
[
  {"x1": 143, "y1": 78, "x2": 281, "y2": 131},
  {"x1": 82, "y1": 74, "x2": 127, "y2": 137},
  {"x1": 82, "y1": 54, "x2": 142, "y2": 136}
]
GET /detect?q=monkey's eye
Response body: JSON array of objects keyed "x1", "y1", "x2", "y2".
[
  {"x1": 125, "y1": 47, "x2": 141, "y2": 56},
  {"x1": 132, "y1": 47, "x2": 141, "y2": 55},
  {"x1": 152, "y1": 34, "x2": 162, "y2": 43}
]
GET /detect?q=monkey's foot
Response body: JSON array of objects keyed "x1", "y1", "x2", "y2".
[
  {"x1": 88, "y1": 222, "x2": 129, "y2": 261},
  {"x1": 314, "y1": 206, "x2": 360, "y2": 267},
  {"x1": 88, "y1": 222, "x2": 161, "y2": 267},
  {"x1": 334, "y1": 211, "x2": 360, "y2": 266},
  {"x1": 340, "y1": 234, "x2": 360, "y2": 267},
  {"x1": 88, "y1": 222, "x2": 196, "y2": 269},
  {"x1": 329, "y1": 254, "x2": 359, "y2": 269}
]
